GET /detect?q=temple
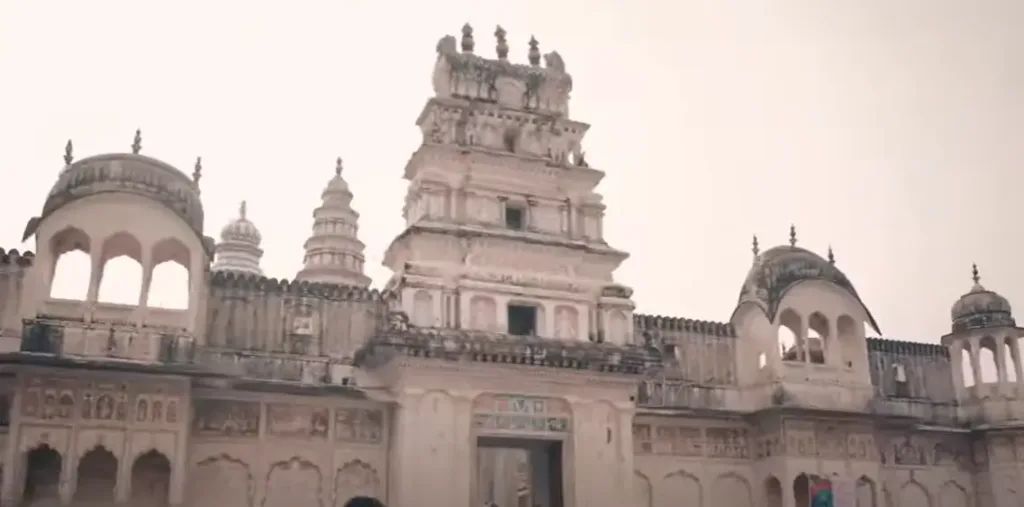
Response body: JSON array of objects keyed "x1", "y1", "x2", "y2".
[{"x1": 0, "y1": 22, "x2": 1011, "y2": 507}]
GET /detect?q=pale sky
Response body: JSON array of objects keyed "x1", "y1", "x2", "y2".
[{"x1": 1, "y1": 1, "x2": 1021, "y2": 345}]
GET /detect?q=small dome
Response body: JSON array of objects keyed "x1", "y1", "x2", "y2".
[
  {"x1": 950, "y1": 264, "x2": 1016, "y2": 333},
  {"x1": 220, "y1": 201, "x2": 262, "y2": 245},
  {"x1": 736, "y1": 243, "x2": 881, "y2": 334}
]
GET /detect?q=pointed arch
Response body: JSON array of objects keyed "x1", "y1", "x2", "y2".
[{"x1": 633, "y1": 471, "x2": 652, "y2": 507}]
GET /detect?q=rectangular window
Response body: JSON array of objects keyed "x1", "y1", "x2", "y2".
[
  {"x1": 507, "y1": 304, "x2": 537, "y2": 336},
  {"x1": 504, "y1": 204, "x2": 525, "y2": 230}
]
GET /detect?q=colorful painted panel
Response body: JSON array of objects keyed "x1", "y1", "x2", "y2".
[
  {"x1": 267, "y1": 403, "x2": 329, "y2": 439},
  {"x1": 192, "y1": 399, "x2": 260, "y2": 438},
  {"x1": 472, "y1": 395, "x2": 571, "y2": 435},
  {"x1": 335, "y1": 408, "x2": 383, "y2": 444}
]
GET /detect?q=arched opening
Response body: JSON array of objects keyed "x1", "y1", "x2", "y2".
[
  {"x1": 1004, "y1": 338, "x2": 1018, "y2": 383},
  {"x1": 837, "y1": 315, "x2": 859, "y2": 368},
  {"x1": 147, "y1": 238, "x2": 192, "y2": 310},
  {"x1": 962, "y1": 347, "x2": 977, "y2": 388},
  {"x1": 758, "y1": 353, "x2": 767, "y2": 369},
  {"x1": 892, "y1": 362, "x2": 910, "y2": 397},
  {"x1": 778, "y1": 309, "x2": 802, "y2": 362},
  {"x1": 74, "y1": 445, "x2": 118, "y2": 504},
  {"x1": 48, "y1": 226, "x2": 92, "y2": 300},
  {"x1": 131, "y1": 450, "x2": 172, "y2": 507},
  {"x1": 856, "y1": 476, "x2": 877, "y2": 507},
  {"x1": 978, "y1": 336, "x2": 998, "y2": 383},
  {"x1": 22, "y1": 445, "x2": 62, "y2": 503},
  {"x1": 342, "y1": 497, "x2": 385, "y2": 507},
  {"x1": 96, "y1": 232, "x2": 144, "y2": 305},
  {"x1": 793, "y1": 474, "x2": 810, "y2": 507},
  {"x1": 763, "y1": 476, "x2": 783, "y2": 507},
  {"x1": 807, "y1": 312, "x2": 829, "y2": 364}
]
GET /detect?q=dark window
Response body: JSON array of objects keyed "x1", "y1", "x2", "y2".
[
  {"x1": 507, "y1": 304, "x2": 537, "y2": 336},
  {"x1": 505, "y1": 205, "x2": 525, "y2": 230}
]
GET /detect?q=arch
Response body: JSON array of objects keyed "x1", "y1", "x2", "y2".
[
  {"x1": 148, "y1": 237, "x2": 192, "y2": 310},
  {"x1": 778, "y1": 308, "x2": 802, "y2": 361},
  {"x1": 938, "y1": 480, "x2": 969, "y2": 507},
  {"x1": 74, "y1": 445, "x2": 118, "y2": 504},
  {"x1": 713, "y1": 472, "x2": 752, "y2": 507},
  {"x1": 764, "y1": 476, "x2": 783, "y2": 507},
  {"x1": 131, "y1": 449, "x2": 172, "y2": 507},
  {"x1": 660, "y1": 469, "x2": 702, "y2": 506},
  {"x1": 335, "y1": 460, "x2": 381, "y2": 505},
  {"x1": 793, "y1": 473, "x2": 811, "y2": 507},
  {"x1": 191, "y1": 453, "x2": 254, "y2": 507},
  {"x1": 978, "y1": 336, "x2": 999, "y2": 383},
  {"x1": 22, "y1": 445, "x2": 62, "y2": 503},
  {"x1": 342, "y1": 497, "x2": 385, "y2": 507},
  {"x1": 48, "y1": 226, "x2": 92, "y2": 299},
  {"x1": 837, "y1": 314, "x2": 860, "y2": 368},
  {"x1": 97, "y1": 231, "x2": 144, "y2": 305},
  {"x1": 807, "y1": 312, "x2": 829, "y2": 364},
  {"x1": 898, "y1": 480, "x2": 931, "y2": 507},
  {"x1": 632, "y1": 471, "x2": 652, "y2": 507},
  {"x1": 962, "y1": 346, "x2": 977, "y2": 388},
  {"x1": 855, "y1": 476, "x2": 877, "y2": 507}
]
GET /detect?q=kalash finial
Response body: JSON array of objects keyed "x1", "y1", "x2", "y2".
[
  {"x1": 335, "y1": 157, "x2": 343, "y2": 177},
  {"x1": 528, "y1": 36, "x2": 541, "y2": 66},
  {"x1": 494, "y1": 25, "x2": 509, "y2": 60},
  {"x1": 752, "y1": 235, "x2": 760, "y2": 258},
  {"x1": 972, "y1": 263, "x2": 982, "y2": 287},
  {"x1": 827, "y1": 245, "x2": 835, "y2": 264},
  {"x1": 789, "y1": 224, "x2": 797, "y2": 247},
  {"x1": 192, "y1": 157, "x2": 203, "y2": 185},
  {"x1": 461, "y1": 23, "x2": 475, "y2": 53},
  {"x1": 63, "y1": 139, "x2": 74, "y2": 166},
  {"x1": 131, "y1": 129, "x2": 142, "y2": 154},
  {"x1": 239, "y1": 200, "x2": 247, "y2": 219}
]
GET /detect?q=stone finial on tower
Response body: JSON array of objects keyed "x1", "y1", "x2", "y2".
[
  {"x1": 131, "y1": 129, "x2": 142, "y2": 154},
  {"x1": 63, "y1": 139, "x2": 74, "y2": 166},
  {"x1": 193, "y1": 157, "x2": 203, "y2": 185},
  {"x1": 827, "y1": 245, "x2": 835, "y2": 264},
  {"x1": 528, "y1": 36, "x2": 541, "y2": 66},
  {"x1": 239, "y1": 200, "x2": 247, "y2": 219},
  {"x1": 972, "y1": 262, "x2": 981, "y2": 287},
  {"x1": 752, "y1": 235, "x2": 760, "y2": 258},
  {"x1": 495, "y1": 25, "x2": 509, "y2": 60},
  {"x1": 789, "y1": 224, "x2": 797, "y2": 247},
  {"x1": 335, "y1": 156, "x2": 343, "y2": 177},
  {"x1": 461, "y1": 23, "x2": 475, "y2": 53}
]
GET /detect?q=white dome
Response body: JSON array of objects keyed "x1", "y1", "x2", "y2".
[{"x1": 219, "y1": 201, "x2": 262, "y2": 246}]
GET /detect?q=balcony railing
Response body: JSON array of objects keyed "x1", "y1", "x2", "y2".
[{"x1": 19, "y1": 319, "x2": 195, "y2": 364}]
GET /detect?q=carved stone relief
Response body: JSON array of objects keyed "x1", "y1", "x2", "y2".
[
  {"x1": 263, "y1": 457, "x2": 323, "y2": 507},
  {"x1": 334, "y1": 460, "x2": 381, "y2": 506},
  {"x1": 192, "y1": 399, "x2": 260, "y2": 438},
  {"x1": 334, "y1": 408, "x2": 383, "y2": 444},
  {"x1": 21, "y1": 376, "x2": 79, "y2": 421},
  {"x1": 706, "y1": 428, "x2": 749, "y2": 459},
  {"x1": 267, "y1": 403, "x2": 329, "y2": 440}
]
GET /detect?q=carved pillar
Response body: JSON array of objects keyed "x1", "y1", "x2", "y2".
[
  {"x1": 996, "y1": 341, "x2": 1008, "y2": 385},
  {"x1": 115, "y1": 439, "x2": 131, "y2": 504},
  {"x1": 1012, "y1": 337, "x2": 1024, "y2": 385},
  {"x1": 970, "y1": 337, "x2": 983, "y2": 387},
  {"x1": 800, "y1": 317, "x2": 810, "y2": 365},
  {"x1": 59, "y1": 433, "x2": 76, "y2": 505},
  {"x1": 85, "y1": 250, "x2": 105, "y2": 303},
  {"x1": 169, "y1": 387, "x2": 192, "y2": 505},
  {"x1": 950, "y1": 341, "x2": 966, "y2": 399}
]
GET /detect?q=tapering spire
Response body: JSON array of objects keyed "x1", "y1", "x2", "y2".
[
  {"x1": 494, "y1": 25, "x2": 508, "y2": 60},
  {"x1": 461, "y1": 23, "x2": 475, "y2": 53},
  {"x1": 789, "y1": 224, "x2": 797, "y2": 247},
  {"x1": 827, "y1": 245, "x2": 835, "y2": 264},
  {"x1": 752, "y1": 235, "x2": 760, "y2": 258},
  {"x1": 296, "y1": 158, "x2": 370, "y2": 287},
  {"x1": 335, "y1": 156, "x2": 343, "y2": 177},
  {"x1": 192, "y1": 157, "x2": 203, "y2": 185},
  {"x1": 63, "y1": 139, "x2": 74, "y2": 166},
  {"x1": 239, "y1": 200, "x2": 247, "y2": 219},
  {"x1": 528, "y1": 36, "x2": 540, "y2": 66},
  {"x1": 131, "y1": 129, "x2": 142, "y2": 154}
]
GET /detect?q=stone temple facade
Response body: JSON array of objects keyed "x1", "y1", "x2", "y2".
[{"x1": 0, "y1": 23, "x2": 1014, "y2": 507}]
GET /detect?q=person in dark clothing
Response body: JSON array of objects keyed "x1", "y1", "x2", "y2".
[{"x1": 344, "y1": 496, "x2": 386, "y2": 507}]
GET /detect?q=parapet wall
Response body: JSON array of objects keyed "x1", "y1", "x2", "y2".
[
  {"x1": 0, "y1": 248, "x2": 35, "y2": 350},
  {"x1": 634, "y1": 314, "x2": 737, "y2": 385}
]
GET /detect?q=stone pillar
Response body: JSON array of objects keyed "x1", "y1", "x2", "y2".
[
  {"x1": 0, "y1": 386, "x2": 23, "y2": 506},
  {"x1": 169, "y1": 387, "x2": 192, "y2": 505},
  {"x1": 970, "y1": 338, "x2": 983, "y2": 387}
]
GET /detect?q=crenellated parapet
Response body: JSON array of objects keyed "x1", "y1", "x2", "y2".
[
  {"x1": 1, "y1": 248, "x2": 36, "y2": 350},
  {"x1": 865, "y1": 337, "x2": 958, "y2": 425},
  {"x1": 208, "y1": 271, "x2": 388, "y2": 301},
  {"x1": 0, "y1": 247, "x2": 36, "y2": 267},
  {"x1": 634, "y1": 313, "x2": 738, "y2": 385}
]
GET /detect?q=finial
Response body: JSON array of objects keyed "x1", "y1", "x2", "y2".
[
  {"x1": 63, "y1": 139, "x2": 74, "y2": 166},
  {"x1": 789, "y1": 224, "x2": 797, "y2": 247},
  {"x1": 131, "y1": 129, "x2": 142, "y2": 154},
  {"x1": 192, "y1": 157, "x2": 202, "y2": 185},
  {"x1": 752, "y1": 235, "x2": 760, "y2": 257},
  {"x1": 827, "y1": 245, "x2": 835, "y2": 264},
  {"x1": 461, "y1": 23, "x2": 475, "y2": 53},
  {"x1": 494, "y1": 25, "x2": 508, "y2": 60},
  {"x1": 239, "y1": 200, "x2": 247, "y2": 219},
  {"x1": 972, "y1": 263, "x2": 981, "y2": 285},
  {"x1": 528, "y1": 36, "x2": 541, "y2": 66},
  {"x1": 335, "y1": 157, "x2": 343, "y2": 176}
]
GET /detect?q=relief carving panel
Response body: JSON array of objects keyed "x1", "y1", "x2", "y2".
[
  {"x1": 193, "y1": 399, "x2": 260, "y2": 438},
  {"x1": 705, "y1": 428, "x2": 749, "y2": 459},
  {"x1": 267, "y1": 404, "x2": 329, "y2": 440}
]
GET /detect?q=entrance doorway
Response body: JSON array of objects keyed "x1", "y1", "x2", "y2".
[
  {"x1": 476, "y1": 437, "x2": 564, "y2": 507},
  {"x1": 22, "y1": 445, "x2": 62, "y2": 504}
]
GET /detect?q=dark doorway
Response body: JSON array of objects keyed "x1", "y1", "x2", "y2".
[
  {"x1": 507, "y1": 305, "x2": 537, "y2": 336},
  {"x1": 477, "y1": 437, "x2": 563, "y2": 507},
  {"x1": 131, "y1": 450, "x2": 172, "y2": 507},
  {"x1": 22, "y1": 445, "x2": 62, "y2": 504},
  {"x1": 74, "y1": 446, "x2": 118, "y2": 505}
]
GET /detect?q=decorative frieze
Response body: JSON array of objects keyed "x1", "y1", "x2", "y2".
[
  {"x1": 633, "y1": 422, "x2": 747, "y2": 459},
  {"x1": 472, "y1": 394, "x2": 571, "y2": 435}
]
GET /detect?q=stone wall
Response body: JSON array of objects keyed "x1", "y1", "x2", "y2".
[
  {"x1": 633, "y1": 314, "x2": 737, "y2": 386},
  {"x1": 0, "y1": 248, "x2": 34, "y2": 353}
]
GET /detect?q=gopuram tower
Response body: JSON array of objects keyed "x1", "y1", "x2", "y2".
[{"x1": 359, "y1": 23, "x2": 656, "y2": 507}]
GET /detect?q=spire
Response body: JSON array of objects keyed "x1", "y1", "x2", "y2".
[
  {"x1": 295, "y1": 157, "x2": 371, "y2": 287},
  {"x1": 63, "y1": 139, "x2": 74, "y2": 166},
  {"x1": 495, "y1": 25, "x2": 509, "y2": 60},
  {"x1": 131, "y1": 129, "x2": 142, "y2": 154},
  {"x1": 461, "y1": 23, "x2": 475, "y2": 53},
  {"x1": 827, "y1": 245, "x2": 835, "y2": 264},
  {"x1": 751, "y1": 235, "x2": 760, "y2": 258},
  {"x1": 212, "y1": 199, "x2": 264, "y2": 276},
  {"x1": 971, "y1": 262, "x2": 983, "y2": 290},
  {"x1": 528, "y1": 36, "x2": 541, "y2": 66},
  {"x1": 789, "y1": 224, "x2": 797, "y2": 247},
  {"x1": 193, "y1": 157, "x2": 203, "y2": 185}
]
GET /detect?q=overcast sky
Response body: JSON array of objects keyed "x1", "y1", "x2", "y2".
[{"x1": 1, "y1": 1, "x2": 1022, "y2": 345}]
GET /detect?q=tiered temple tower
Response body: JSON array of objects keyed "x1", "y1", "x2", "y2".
[
  {"x1": 382, "y1": 24, "x2": 636, "y2": 344},
  {"x1": 211, "y1": 200, "x2": 264, "y2": 276},
  {"x1": 295, "y1": 157, "x2": 371, "y2": 286}
]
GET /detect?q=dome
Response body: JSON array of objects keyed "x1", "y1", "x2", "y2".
[
  {"x1": 23, "y1": 150, "x2": 206, "y2": 250},
  {"x1": 220, "y1": 201, "x2": 262, "y2": 245},
  {"x1": 950, "y1": 265, "x2": 1016, "y2": 333},
  {"x1": 736, "y1": 243, "x2": 881, "y2": 334}
]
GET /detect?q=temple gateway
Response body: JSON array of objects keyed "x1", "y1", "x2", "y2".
[{"x1": 0, "y1": 22, "x2": 1012, "y2": 507}]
